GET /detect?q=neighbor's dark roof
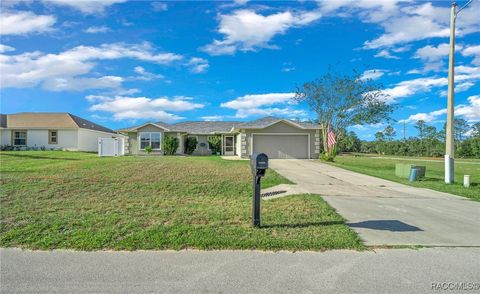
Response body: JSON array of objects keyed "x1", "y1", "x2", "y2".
[
  {"x1": 235, "y1": 116, "x2": 320, "y2": 129},
  {"x1": 0, "y1": 112, "x2": 115, "y2": 133},
  {"x1": 170, "y1": 121, "x2": 242, "y2": 134}
]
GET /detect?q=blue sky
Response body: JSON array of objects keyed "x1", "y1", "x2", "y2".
[{"x1": 1, "y1": 0, "x2": 479, "y2": 140}]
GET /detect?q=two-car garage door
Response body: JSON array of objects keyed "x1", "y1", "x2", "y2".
[{"x1": 252, "y1": 134, "x2": 309, "y2": 159}]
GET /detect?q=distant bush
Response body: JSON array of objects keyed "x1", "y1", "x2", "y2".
[{"x1": 163, "y1": 135, "x2": 179, "y2": 155}]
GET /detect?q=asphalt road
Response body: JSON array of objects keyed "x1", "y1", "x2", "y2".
[
  {"x1": 1, "y1": 248, "x2": 480, "y2": 293},
  {"x1": 268, "y1": 159, "x2": 480, "y2": 246}
]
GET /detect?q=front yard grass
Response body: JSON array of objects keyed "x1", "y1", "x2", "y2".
[
  {"x1": 330, "y1": 154, "x2": 480, "y2": 201},
  {"x1": 0, "y1": 151, "x2": 364, "y2": 251}
]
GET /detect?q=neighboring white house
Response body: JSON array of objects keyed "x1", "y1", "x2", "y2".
[{"x1": 0, "y1": 112, "x2": 118, "y2": 152}]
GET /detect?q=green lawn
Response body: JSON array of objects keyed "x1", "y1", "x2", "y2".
[
  {"x1": 0, "y1": 151, "x2": 364, "y2": 251},
  {"x1": 330, "y1": 154, "x2": 480, "y2": 201}
]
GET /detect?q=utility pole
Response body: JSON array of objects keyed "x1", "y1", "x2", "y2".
[
  {"x1": 403, "y1": 122, "x2": 406, "y2": 141},
  {"x1": 445, "y1": 0, "x2": 472, "y2": 184}
]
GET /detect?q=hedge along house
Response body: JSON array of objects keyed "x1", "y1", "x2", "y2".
[
  {"x1": 119, "y1": 117, "x2": 321, "y2": 159},
  {"x1": 0, "y1": 112, "x2": 118, "y2": 151}
]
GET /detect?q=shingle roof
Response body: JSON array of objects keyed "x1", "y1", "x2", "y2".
[
  {"x1": 235, "y1": 116, "x2": 320, "y2": 130},
  {"x1": 0, "y1": 113, "x2": 115, "y2": 133},
  {"x1": 119, "y1": 116, "x2": 321, "y2": 134},
  {"x1": 170, "y1": 121, "x2": 242, "y2": 134}
]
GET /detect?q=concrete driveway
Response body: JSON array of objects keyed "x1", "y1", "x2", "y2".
[{"x1": 268, "y1": 159, "x2": 480, "y2": 246}]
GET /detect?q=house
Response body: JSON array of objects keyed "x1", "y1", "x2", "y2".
[
  {"x1": 0, "y1": 112, "x2": 118, "y2": 152},
  {"x1": 119, "y1": 117, "x2": 321, "y2": 159}
]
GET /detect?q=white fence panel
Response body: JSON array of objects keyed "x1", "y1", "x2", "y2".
[{"x1": 98, "y1": 137, "x2": 124, "y2": 156}]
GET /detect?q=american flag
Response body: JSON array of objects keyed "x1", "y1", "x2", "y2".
[{"x1": 327, "y1": 128, "x2": 336, "y2": 147}]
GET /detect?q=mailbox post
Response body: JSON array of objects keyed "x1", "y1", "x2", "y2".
[{"x1": 250, "y1": 153, "x2": 268, "y2": 227}]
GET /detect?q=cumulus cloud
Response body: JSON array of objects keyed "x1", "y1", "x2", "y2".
[
  {"x1": 43, "y1": 0, "x2": 126, "y2": 14},
  {"x1": 88, "y1": 95, "x2": 204, "y2": 121},
  {"x1": 220, "y1": 92, "x2": 304, "y2": 118},
  {"x1": 0, "y1": 43, "x2": 182, "y2": 90},
  {"x1": 360, "y1": 69, "x2": 385, "y2": 80},
  {"x1": 201, "y1": 9, "x2": 321, "y2": 55},
  {"x1": 0, "y1": 44, "x2": 15, "y2": 53},
  {"x1": 462, "y1": 45, "x2": 480, "y2": 66},
  {"x1": 43, "y1": 76, "x2": 124, "y2": 92},
  {"x1": 132, "y1": 66, "x2": 164, "y2": 81},
  {"x1": 84, "y1": 26, "x2": 111, "y2": 34},
  {"x1": 151, "y1": 2, "x2": 168, "y2": 12},
  {"x1": 320, "y1": 1, "x2": 480, "y2": 56},
  {"x1": 0, "y1": 10, "x2": 56, "y2": 36},
  {"x1": 187, "y1": 57, "x2": 209, "y2": 73},
  {"x1": 400, "y1": 95, "x2": 480, "y2": 123},
  {"x1": 399, "y1": 108, "x2": 447, "y2": 123}
]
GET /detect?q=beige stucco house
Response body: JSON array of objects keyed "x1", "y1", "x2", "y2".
[
  {"x1": 0, "y1": 113, "x2": 118, "y2": 152},
  {"x1": 119, "y1": 117, "x2": 321, "y2": 159}
]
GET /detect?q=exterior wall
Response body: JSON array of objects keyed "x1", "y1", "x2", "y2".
[
  {"x1": 126, "y1": 125, "x2": 165, "y2": 155},
  {"x1": 1, "y1": 129, "x2": 79, "y2": 150},
  {"x1": 77, "y1": 129, "x2": 118, "y2": 152},
  {"x1": 241, "y1": 121, "x2": 320, "y2": 159},
  {"x1": 0, "y1": 129, "x2": 10, "y2": 145},
  {"x1": 190, "y1": 134, "x2": 213, "y2": 156}
]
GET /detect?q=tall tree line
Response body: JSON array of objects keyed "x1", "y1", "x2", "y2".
[{"x1": 331, "y1": 119, "x2": 480, "y2": 158}]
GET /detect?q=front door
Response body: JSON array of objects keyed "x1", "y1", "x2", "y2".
[{"x1": 224, "y1": 135, "x2": 234, "y2": 156}]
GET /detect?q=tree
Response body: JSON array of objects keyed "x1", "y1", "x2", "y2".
[
  {"x1": 184, "y1": 137, "x2": 197, "y2": 155},
  {"x1": 383, "y1": 125, "x2": 396, "y2": 141},
  {"x1": 472, "y1": 122, "x2": 480, "y2": 138},
  {"x1": 454, "y1": 118, "x2": 470, "y2": 142},
  {"x1": 295, "y1": 68, "x2": 394, "y2": 160}
]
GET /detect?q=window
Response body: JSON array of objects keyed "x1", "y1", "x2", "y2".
[
  {"x1": 12, "y1": 130, "x2": 27, "y2": 146},
  {"x1": 49, "y1": 130, "x2": 58, "y2": 144},
  {"x1": 139, "y1": 132, "x2": 161, "y2": 150}
]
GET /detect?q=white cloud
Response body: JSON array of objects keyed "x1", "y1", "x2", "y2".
[
  {"x1": 43, "y1": 76, "x2": 123, "y2": 91},
  {"x1": 43, "y1": 0, "x2": 126, "y2": 14},
  {"x1": 0, "y1": 44, "x2": 15, "y2": 53},
  {"x1": 0, "y1": 11, "x2": 56, "y2": 36},
  {"x1": 84, "y1": 26, "x2": 111, "y2": 34},
  {"x1": 151, "y1": 2, "x2": 168, "y2": 12},
  {"x1": 0, "y1": 43, "x2": 182, "y2": 90},
  {"x1": 187, "y1": 57, "x2": 209, "y2": 73},
  {"x1": 456, "y1": 95, "x2": 480, "y2": 122},
  {"x1": 360, "y1": 69, "x2": 385, "y2": 80},
  {"x1": 374, "y1": 49, "x2": 399, "y2": 59},
  {"x1": 89, "y1": 95, "x2": 204, "y2": 122},
  {"x1": 221, "y1": 93, "x2": 295, "y2": 109},
  {"x1": 320, "y1": 1, "x2": 480, "y2": 54},
  {"x1": 281, "y1": 62, "x2": 295, "y2": 72},
  {"x1": 220, "y1": 92, "x2": 303, "y2": 118},
  {"x1": 201, "y1": 9, "x2": 321, "y2": 55},
  {"x1": 201, "y1": 115, "x2": 224, "y2": 121},
  {"x1": 132, "y1": 66, "x2": 164, "y2": 81},
  {"x1": 462, "y1": 45, "x2": 480, "y2": 66},
  {"x1": 399, "y1": 108, "x2": 447, "y2": 123},
  {"x1": 383, "y1": 77, "x2": 447, "y2": 101}
]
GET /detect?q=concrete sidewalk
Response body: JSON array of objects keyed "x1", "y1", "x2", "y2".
[
  {"x1": 2, "y1": 248, "x2": 479, "y2": 293},
  {"x1": 268, "y1": 160, "x2": 480, "y2": 246}
]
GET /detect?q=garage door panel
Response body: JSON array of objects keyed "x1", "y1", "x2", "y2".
[{"x1": 252, "y1": 134, "x2": 308, "y2": 159}]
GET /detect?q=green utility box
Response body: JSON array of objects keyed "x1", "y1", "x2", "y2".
[{"x1": 395, "y1": 164, "x2": 426, "y2": 179}]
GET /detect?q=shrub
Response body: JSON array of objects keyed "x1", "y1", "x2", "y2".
[
  {"x1": 185, "y1": 137, "x2": 197, "y2": 155},
  {"x1": 207, "y1": 135, "x2": 222, "y2": 154},
  {"x1": 163, "y1": 135, "x2": 179, "y2": 155},
  {"x1": 145, "y1": 145, "x2": 153, "y2": 154}
]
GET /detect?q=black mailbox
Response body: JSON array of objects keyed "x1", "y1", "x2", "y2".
[
  {"x1": 250, "y1": 153, "x2": 268, "y2": 227},
  {"x1": 251, "y1": 152, "x2": 268, "y2": 177}
]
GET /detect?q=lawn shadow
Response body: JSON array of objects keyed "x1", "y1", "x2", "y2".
[
  {"x1": 349, "y1": 220, "x2": 422, "y2": 232},
  {"x1": 261, "y1": 220, "x2": 345, "y2": 229},
  {"x1": 0, "y1": 153, "x2": 80, "y2": 161}
]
